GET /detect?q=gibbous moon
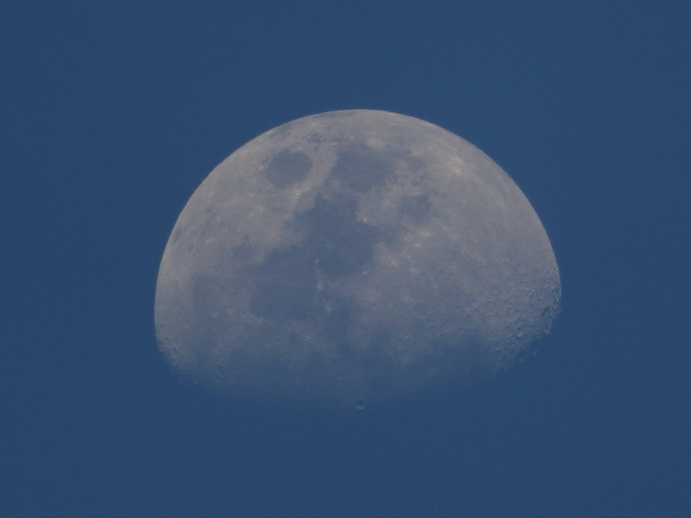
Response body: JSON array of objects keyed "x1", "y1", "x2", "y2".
[{"x1": 154, "y1": 110, "x2": 560, "y2": 410}]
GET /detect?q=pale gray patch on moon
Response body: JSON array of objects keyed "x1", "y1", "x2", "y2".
[{"x1": 154, "y1": 110, "x2": 561, "y2": 410}]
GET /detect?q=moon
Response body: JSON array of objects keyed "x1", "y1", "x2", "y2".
[{"x1": 154, "y1": 110, "x2": 560, "y2": 410}]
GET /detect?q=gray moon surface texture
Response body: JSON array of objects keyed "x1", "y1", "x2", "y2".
[{"x1": 154, "y1": 110, "x2": 561, "y2": 410}]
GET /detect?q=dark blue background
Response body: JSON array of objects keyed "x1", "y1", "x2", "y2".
[{"x1": 3, "y1": 2, "x2": 689, "y2": 516}]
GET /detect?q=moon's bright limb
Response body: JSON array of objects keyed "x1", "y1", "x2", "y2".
[{"x1": 154, "y1": 110, "x2": 560, "y2": 409}]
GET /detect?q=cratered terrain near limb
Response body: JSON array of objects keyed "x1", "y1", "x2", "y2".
[{"x1": 154, "y1": 110, "x2": 561, "y2": 410}]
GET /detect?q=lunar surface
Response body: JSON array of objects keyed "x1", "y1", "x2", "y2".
[{"x1": 154, "y1": 110, "x2": 560, "y2": 410}]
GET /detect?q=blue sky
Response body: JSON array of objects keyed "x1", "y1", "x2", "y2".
[{"x1": 3, "y1": 2, "x2": 690, "y2": 516}]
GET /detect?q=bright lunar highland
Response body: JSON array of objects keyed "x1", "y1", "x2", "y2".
[{"x1": 154, "y1": 110, "x2": 560, "y2": 410}]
